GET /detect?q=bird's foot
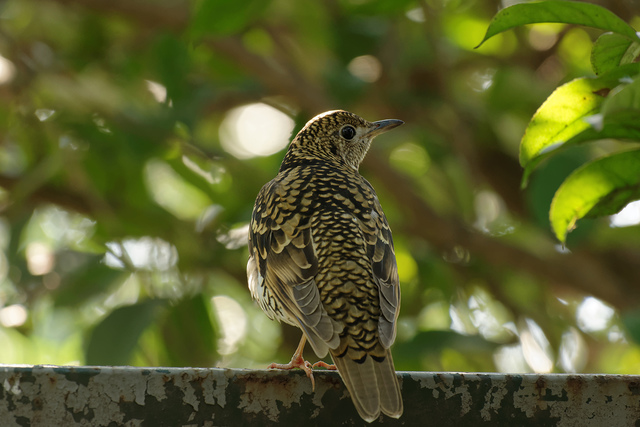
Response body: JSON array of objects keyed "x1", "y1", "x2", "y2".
[
  {"x1": 311, "y1": 361, "x2": 337, "y2": 370},
  {"x1": 267, "y1": 354, "x2": 316, "y2": 390}
]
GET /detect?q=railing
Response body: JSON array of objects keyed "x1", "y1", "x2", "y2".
[{"x1": 1, "y1": 366, "x2": 638, "y2": 426}]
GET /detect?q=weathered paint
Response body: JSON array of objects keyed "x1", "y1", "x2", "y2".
[{"x1": 1, "y1": 366, "x2": 639, "y2": 425}]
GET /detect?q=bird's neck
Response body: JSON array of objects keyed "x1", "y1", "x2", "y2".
[
  {"x1": 279, "y1": 148, "x2": 357, "y2": 174},
  {"x1": 279, "y1": 155, "x2": 327, "y2": 173}
]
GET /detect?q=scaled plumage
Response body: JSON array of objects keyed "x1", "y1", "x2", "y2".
[{"x1": 247, "y1": 110, "x2": 403, "y2": 422}]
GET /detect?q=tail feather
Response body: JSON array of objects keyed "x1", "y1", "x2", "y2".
[
  {"x1": 332, "y1": 355, "x2": 380, "y2": 422},
  {"x1": 373, "y1": 351, "x2": 403, "y2": 418},
  {"x1": 332, "y1": 349, "x2": 403, "y2": 423}
]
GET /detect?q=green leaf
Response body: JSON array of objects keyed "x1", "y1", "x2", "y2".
[
  {"x1": 591, "y1": 33, "x2": 640, "y2": 76},
  {"x1": 526, "y1": 148, "x2": 591, "y2": 231},
  {"x1": 550, "y1": 149, "x2": 640, "y2": 243},
  {"x1": 477, "y1": 1, "x2": 639, "y2": 48},
  {"x1": 599, "y1": 111, "x2": 640, "y2": 138},
  {"x1": 601, "y1": 75, "x2": 640, "y2": 117},
  {"x1": 520, "y1": 64, "x2": 640, "y2": 180},
  {"x1": 161, "y1": 295, "x2": 218, "y2": 367},
  {"x1": 522, "y1": 111, "x2": 640, "y2": 185},
  {"x1": 86, "y1": 299, "x2": 165, "y2": 365},
  {"x1": 190, "y1": 0, "x2": 271, "y2": 39}
]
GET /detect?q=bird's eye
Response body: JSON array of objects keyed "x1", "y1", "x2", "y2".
[{"x1": 340, "y1": 125, "x2": 356, "y2": 140}]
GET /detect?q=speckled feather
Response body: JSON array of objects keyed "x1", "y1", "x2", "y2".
[{"x1": 247, "y1": 110, "x2": 403, "y2": 422}]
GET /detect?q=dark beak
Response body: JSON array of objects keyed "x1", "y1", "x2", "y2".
[{"x1": 368, "y1": 119, "x2": 404, "y2": 138}]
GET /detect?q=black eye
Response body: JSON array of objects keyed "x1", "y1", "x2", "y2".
[{"x1": 340, "y1": 125, "x2": 356, "y2": 140}]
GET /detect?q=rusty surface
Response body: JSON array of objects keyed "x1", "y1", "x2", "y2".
[{"x1": 1, "y1": 366, "x2": 640, "y2": 426}]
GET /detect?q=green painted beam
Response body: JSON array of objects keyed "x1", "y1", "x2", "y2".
[{"x1": 1, "y1": 366, "x2": 639, "y2": 426}]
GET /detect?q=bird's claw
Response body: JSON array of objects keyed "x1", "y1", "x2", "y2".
[{"x1": 267, "y1": 358, "x2": 316, "y2": 390}]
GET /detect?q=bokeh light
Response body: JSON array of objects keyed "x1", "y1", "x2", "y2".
[
  {"x1": 528, "y1": 24, "x2": 563, "y2": 51},
  {"x1": 35, "y1": 109, "x2": 55, "y2": 121},
  {"x1": 610, "y1": 200, "x2": 640, "y2": 228},
  {"x1": 212, "y1": 295, "x2": 248, "y2": 356},
  {"x1": 219, "y1": 103, "x2": 295, "y2": 159},
  {"x1": 26, "y1": 242, "x2": 54, "y2": 276},
  {"x1": 348, "y1": 55, "x2": 382, "y2": 83},
  {"x1": 105, "y1": 238, "x2": 178, "y2": 272},
  {"x1": 0, "y1": 304, "x2": 28, "y2": 328},
  {"x1": 145, "y1": 80, "x2": 168, "y2": 103},
  {"x1": 577, "y1": 297, "x2": 615, "y2": 333},
  {"x1": 0, "y1": 54, "x2": 16, "y2": 85},
  {"x1": 559, "y1": 327, "x2": 587, "y2": 373},
  {"x1": 520, "y1": 318, "x2": 554, "y2": 373},
  {"x1": 494, "y1": 344, "x2": 530, "y2": 373}
]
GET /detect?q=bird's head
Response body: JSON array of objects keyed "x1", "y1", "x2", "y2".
[{"x1": 281, "y1": 110, "x2": 403, "y2": 171}]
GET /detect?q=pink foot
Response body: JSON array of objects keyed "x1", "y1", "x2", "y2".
[
  {"x1": 267, "y1": 354, "x2": 315, "y2": 390},
  {"x1": 311, "y1": 361, "x2": 337, "y2": 370}
]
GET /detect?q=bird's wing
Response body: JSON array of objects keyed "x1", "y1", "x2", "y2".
[
  {"x1": 367, "y1": 194, "x2": 401, "y2": 349},
  {"x1": 248, "y1": 180, "x2": 341, "y2": 358}
]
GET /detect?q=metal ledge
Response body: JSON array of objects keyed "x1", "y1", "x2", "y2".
[{"x1": 1, "y1": 366, "x2": 639, "y2": 426}]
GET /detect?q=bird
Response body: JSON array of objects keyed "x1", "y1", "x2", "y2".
[{"x1": 247, "y1": 110, "x2": 403, "y2": 422}]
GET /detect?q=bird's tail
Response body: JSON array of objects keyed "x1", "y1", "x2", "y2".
[{"x1": 331, "y1": 349, "x2": 403, "y2": 423}]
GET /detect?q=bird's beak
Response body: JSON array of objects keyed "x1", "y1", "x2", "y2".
[{"x1": 368, "y1": 119, "x2": 404, "y2": 138}]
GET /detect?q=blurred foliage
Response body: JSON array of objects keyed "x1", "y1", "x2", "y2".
[{"x1": 1, "y1": 0, "x2": 640, "y2": 375}]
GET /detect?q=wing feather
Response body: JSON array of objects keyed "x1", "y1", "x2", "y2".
[
  {"x1": 367, "y1": 192, "x2": 401, "y2": 349},
  {"x1": 248, "y1": 180, "x2": 341, "y2": 358}
]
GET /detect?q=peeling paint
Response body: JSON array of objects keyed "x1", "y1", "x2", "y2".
[
  {"x1": 409, "y1": 371, "x2": 430, "y2": 389},
  {"x1": 3, "y1": 378, "x2": 21, "y2": 395},
  {"x1": 1, "y1": 367, "x2": 640, "y2": 425},
  {"x1": 173, "y1": 371, "x2": 200, "y2": 412},
  {"x1": 237, "y1": 370, "x2": 310, "y2": 422},
  {"x1": 146, "y1": 371, "x2": 168, "y2": 404},
  {"x1": 479, "y1": 376, "x2": 509, "y2": 421}
]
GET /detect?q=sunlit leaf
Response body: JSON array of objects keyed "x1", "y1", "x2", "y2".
[
  {"x1": 86, "y1": 299, "x2": 165, "y2": 365},
  {"x1": 477, "y1": 0, "x2": 639, "y2": 48},
  {"x1": 520, "y1": 64, "x2": 640, "y2": 183},
  {"x1": 591, "y1": 33, "x2": 640, "y2": 76},
  {"x1": 550, "y1": 149, "x2": 640, "y2": 243},
  {"x1": 522, "y1": 111, "x2": 640, "y2": 185}
]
